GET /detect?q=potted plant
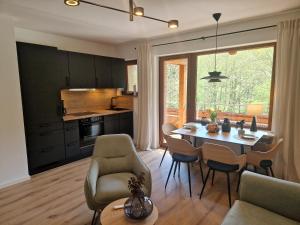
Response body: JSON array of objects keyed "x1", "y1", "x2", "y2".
[
  {"x1": 124, "y1": 173, "x2": 153, "y2": 219},
  {"x1": 206, "y1": 109, "x2": 219, "y2": 133}
]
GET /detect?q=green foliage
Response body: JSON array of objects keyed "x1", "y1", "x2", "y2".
[
  {"x1": 196, "y1": 47, "x2": 274, "y2": 115},
  {"x1": 166, "y1": 64, "x2": 179, "y2": 108}
]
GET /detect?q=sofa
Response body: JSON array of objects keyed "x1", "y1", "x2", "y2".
[{"x1": 221, "y1": 171, "x2": 300, "y2": 225}]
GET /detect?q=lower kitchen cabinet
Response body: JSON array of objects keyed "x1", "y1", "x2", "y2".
[
  {"x1": 26, "y1": 122, "x2": 65, "y2": 175},
  {"x1": 64, "y1": 121, "x2": 80, "y2": 158},
  {"x1": 104, "y1": 112, "x2": 133, "y2": 137}
]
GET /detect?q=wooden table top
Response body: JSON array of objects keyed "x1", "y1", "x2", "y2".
[
  {"x1": 100, "y1": 198, "x2": 159, "y2": 225},
  {"x1": 172, "y1": 123, "x2": 270, "y2": 147}
]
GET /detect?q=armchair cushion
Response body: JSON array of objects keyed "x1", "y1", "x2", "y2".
[
  {"x1": 221, "y1": 200, "x2": 299, "y2": 225},
  {"x1": 95, "y1": 172, "x2": 135, "y2": 206}
]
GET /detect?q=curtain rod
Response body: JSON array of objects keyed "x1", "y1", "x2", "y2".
[{"x1": 152, "y1": 24, "x2": 277, "y2": 47}]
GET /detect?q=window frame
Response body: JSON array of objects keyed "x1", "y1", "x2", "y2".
[
  {"x1": 192, "y1": 42, "x2": 276, "y2": 130},
  {"x1": 124, "y1": 60, "x2": 138, "y2": 95},
  {"x1": 159, "y1": 42, "x2": 276, "y2": 143}
]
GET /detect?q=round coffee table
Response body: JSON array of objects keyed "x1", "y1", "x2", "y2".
[{"x1": 100, "y1": 198, "x2": 158, "y2": 225}]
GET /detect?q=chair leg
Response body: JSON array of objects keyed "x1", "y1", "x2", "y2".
[
  {"x1": 165, "y1": 160, "x2": 175, "y2": 189},
  {"x1": 236, "y1": 168, "x2": 244, "y2": 192},
  {"x1": 270, "y1": 166, "x2": 275, "y2": 177},
  {"x1": 199, "y1": 160, "x2": 204, "y2": 184},
  {"x1": 226, "y1": 172, "x2": 232, "y2": 208},
  {"x1": 159, "y1": 146, "x2": 168, "y2": 167},
  {"x1": 265, "y1": 168, "x2": 270, "y2": 176},
  {"x1": 178, "y1": 162, "x2": 181, "y2": 177},
  {"x1": 199, "y1": 168, "x2": 211, "y2": 199},
  {"x1": 211, "y1": 170, "x2": 215, "y2": 185},
  {"x1": 173, "y1": 161, "x2": 178, "y2": 177},
  {"x1": 254, "y1": 166, "x2": 257, "y2": 173},
  {"x1": 187, "y1": 163, "x2": 192, "y2": 197},
  {"x1": 91, "y1": 210, "x2": 97, "y2": 225}
]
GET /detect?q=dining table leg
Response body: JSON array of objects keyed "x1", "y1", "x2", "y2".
[{"x1": 240, "y1": 145, "x2": 245, "y2": 154}]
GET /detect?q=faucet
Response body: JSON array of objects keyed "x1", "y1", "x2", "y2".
[{"x1": 110, "y1": 96, "x2": 118, "y2": 109}]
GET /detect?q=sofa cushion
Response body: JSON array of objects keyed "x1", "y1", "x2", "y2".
[
  {"x1": 95, "y1": 172, "x2": 135, "y2": 205},
  {"x1": 221, "y1": 200, "x2": 300, "y2": 225}
]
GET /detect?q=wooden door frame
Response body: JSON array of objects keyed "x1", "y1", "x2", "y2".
[{"x1": 159, "y1": 54, "x2": 192, "y2": 146}]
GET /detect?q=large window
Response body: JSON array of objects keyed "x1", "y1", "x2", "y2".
[
  {"x1": 196, "y1": 45, "x2": 275, "y2": 128},
  {"x1": 126, "y1": 60, "x2": 138, "y2": 94}
]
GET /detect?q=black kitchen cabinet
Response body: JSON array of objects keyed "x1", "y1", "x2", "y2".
[
  {"x1": 119, "y1": 112, "x2": 133, "y2": 137},
  {"x1": 17, "y1": 42, "x2": 66, "y2": 174},
  {"x1": 17, "y1": 42, "x2": 65, "y2": 125},
  {"x1": 68, "y1": 52, "x2": 95, "y2": 88},
  {"x1": 104, "y1": 112, "x2": 133, "y2": 137},
  {"x1": 111, "y1": 58, "x2": 126, "y2": 88},
  {"x1": 104, "y1": 114, "x2": 120, "y2": 134},
  {"x1": 94, "y1": 56, "x2": 112, "y2": 88},
  {"x1": 57, "y1": 50, "x2": 70, "y2": 88},
  {"x1": 64, "y1": 121, "x2": 80, "y2": 158}
]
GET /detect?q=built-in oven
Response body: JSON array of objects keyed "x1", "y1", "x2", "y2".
[{"x1": 79, "y1": 116, "x2": 104, "y2": 148}]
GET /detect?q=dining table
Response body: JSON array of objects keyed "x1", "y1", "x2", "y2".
[{"x1": 172, "y1": 122, "x2": 271, "y2": 154}]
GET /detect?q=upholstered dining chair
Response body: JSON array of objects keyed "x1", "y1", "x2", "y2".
[
  {"x1": 199, "y1": 142, "x2": 246, "y2": 207},
  {"x1": 160, "y1": 123, "x2": 181, "y2": 167},
  {"x1": 247, "y1": 138, "x2": 283, "y2": 177},
  {"x1": 84, "y1": 134, "x2": 152, "y2": 225},
  {"x1": 164, "y1": 135, "x2": 204, "y2": 197}
]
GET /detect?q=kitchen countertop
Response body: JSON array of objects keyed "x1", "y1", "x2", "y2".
[{"x1": 63, "y1": 109, "x2": 133, "y2": 121}]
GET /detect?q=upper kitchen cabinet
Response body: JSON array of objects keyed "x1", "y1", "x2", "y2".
[
  {"x1": 17, "y1": 42, "x2": 65, "y2": 94},
  {"x1": 57, "y1": 50, "x2": 70, "y2": 88},
  {"x1": 111, "y1": 58, "x2": 126, "y2": 88},
  {"x1": 94, "y1": 56, "x2": 112, "y2": 88},
  {"x1": 68, "y1": 52, "x2": 95, "y2": 88},
  {"x1": 95, "y1": 56, "x2": 126, "y2": 88}
]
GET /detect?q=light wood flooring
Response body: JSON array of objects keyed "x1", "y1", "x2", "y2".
[{"x1": 0, "y1": 150, "x2": 239, "y2": 225}]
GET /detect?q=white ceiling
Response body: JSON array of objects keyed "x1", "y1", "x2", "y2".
[{"x1": 1, "y1": 0, "x2": 300, "y2": 44}]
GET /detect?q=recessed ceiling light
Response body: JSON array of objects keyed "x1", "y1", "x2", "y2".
[
  {"x1": 168, "y1": 20, "x2": 179, "y2": 29},
  {"x1": 64, "y1": 0, "x2": 80, "y2": 6},
  {"x1": 133, "y1": 7, "x2": 144, "y2": 16}
]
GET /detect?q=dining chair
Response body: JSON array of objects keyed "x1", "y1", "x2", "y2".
[
  {"x1": 160, "y1": 123, "x2": 181, "y2": 167},
  {"x1": 164, "y1": 135, "x2": 204, "y2": 197},
  {"x1": 246, "y1": 138, "x2": 283, "y2": 177},
  {"x1": 199, "y1": 142, "x2": 246, "y2": 207}
]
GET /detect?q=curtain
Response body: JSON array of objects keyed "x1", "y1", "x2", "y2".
[
  {"x1": 272, "y1": 18, "x2": 300, "y2": 182},
  {"x1": 136, "y1": 42, "x2": 159, "y2": 150}
]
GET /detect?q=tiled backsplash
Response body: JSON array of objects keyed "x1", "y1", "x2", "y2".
[{"x1": 61, "y1": 89, "x2": 133, "y2": 114}]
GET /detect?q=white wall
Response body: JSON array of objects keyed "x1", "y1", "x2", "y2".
[
  {"x1": 15, "y1": 28, "x2": 118, "y2": 57},
  {"x1": 0, "y1": 15, "x2": 30, "y2": 188}
]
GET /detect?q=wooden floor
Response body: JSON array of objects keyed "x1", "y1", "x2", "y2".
[{"x1": 0, "y1": 150, "x2": 239, "y2": 225}]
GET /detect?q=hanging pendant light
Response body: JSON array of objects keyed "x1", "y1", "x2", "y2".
[{"x1": 201, "y1": 13, "x2": 228, "y2": 82}]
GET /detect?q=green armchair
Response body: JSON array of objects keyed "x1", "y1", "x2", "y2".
[
  {"x1": 221, "y1": 171, "x2": 300, "y2": 225},
  {"x1": 84, "y1": 134, "x2": 152, "y2": 224}
]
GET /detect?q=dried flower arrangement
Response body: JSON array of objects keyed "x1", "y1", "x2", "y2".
[{"x1": 128, "y1": 172, "x2": 145, "y2": 197}]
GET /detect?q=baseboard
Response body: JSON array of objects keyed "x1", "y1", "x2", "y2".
[{"x1": 0, "y1": 175, "x2": 31, "y2": 190}]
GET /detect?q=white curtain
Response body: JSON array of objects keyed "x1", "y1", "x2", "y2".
[
  {"x1": 136, "y1": 42, "x2": 159, "y2": 150},
  {"x1": 272, "y1": 18, "x2": 300, "y2": 182}
]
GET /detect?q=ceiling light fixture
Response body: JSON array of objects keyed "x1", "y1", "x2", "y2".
[
  {"x1": 64, "y1": 0, "x2": 178, "y2": 29},
  {"x1": 64, "y1": 0, "x2": 80, "y2": 6},
  {"x1": 201, "y1": 13, "x2": 228, "y2": 82},
  {"x1": 168, "y1": 20, "x2": 179, "y2": 29},
  {"x1": 133, "y1": 7, "x2": 144, "y2": 16}
]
